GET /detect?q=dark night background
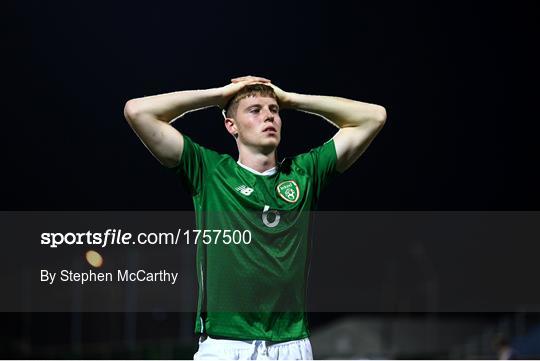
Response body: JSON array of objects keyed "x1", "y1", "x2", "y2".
[{"x1": 2, "y1": 0, "x2": 540, "y2": 359}]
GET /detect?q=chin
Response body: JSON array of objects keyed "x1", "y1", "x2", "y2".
[{"x1": 259, "y1": 140, "x2": 280, "y2": 152}]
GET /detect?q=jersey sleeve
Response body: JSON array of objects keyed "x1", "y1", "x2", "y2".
[
  {"x1": 293, "y1": 138, "x2": 340, "y2": 200},
  {"x1": 169, "y1": 134, "x2": 223, "y2": 196}
]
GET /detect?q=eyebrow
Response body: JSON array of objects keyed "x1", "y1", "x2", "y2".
[{"x1": 245, "y1": 104, "x2": 280, "y2": 110}]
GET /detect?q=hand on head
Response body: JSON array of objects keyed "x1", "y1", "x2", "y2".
[
  {"x1": 218, "y1": 75, "x2": 271, "y2": 109},
  {"x1": 219, "y1": 75, "x2": 290, "y2": 110}
]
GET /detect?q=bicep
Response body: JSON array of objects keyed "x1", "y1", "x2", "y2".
[
  {"x1": 124, "y1": 103, "x2": 184, "y2": 168},
  {"x1": 332, "y1": 123, "x2": 384, "y2": 173}
]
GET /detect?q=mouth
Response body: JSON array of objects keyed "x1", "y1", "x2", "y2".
[{"x1": 263, "y1": 126, "x2": 277, "y2": 133}]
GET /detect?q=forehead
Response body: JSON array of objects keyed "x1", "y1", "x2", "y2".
[{"x1": 238, "y1": 95, "x2": 278, "y2": 109}]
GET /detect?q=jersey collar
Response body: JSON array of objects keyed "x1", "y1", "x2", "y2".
[{"x1": 236, "y1": 161, "x2": 277, "y2": 176}]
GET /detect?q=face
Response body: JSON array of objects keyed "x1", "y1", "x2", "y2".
[{"x1": 228, "y1": 95, "x2": 282, "y2": 153}]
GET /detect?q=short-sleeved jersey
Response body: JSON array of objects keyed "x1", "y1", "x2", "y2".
[{"x1": 171, "y1": 135, "x2": 339, "y2": 342}]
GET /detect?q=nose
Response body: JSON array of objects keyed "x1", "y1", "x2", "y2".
[{"x1": 262, "y1": 107, "x2": 274, "y2": 122}]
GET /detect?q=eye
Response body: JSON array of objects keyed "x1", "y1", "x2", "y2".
[{"x1": 250, "y1": 109, "x2": 260, "y2": 113}]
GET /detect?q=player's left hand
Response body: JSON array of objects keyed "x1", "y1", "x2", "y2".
[{"x1": 265, "y1": 82, "x2": 292, "y2": 109}]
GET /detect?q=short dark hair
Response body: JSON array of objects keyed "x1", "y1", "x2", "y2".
[{"x1": 224, "y1": 84, "x2": 278, "y2": 118}]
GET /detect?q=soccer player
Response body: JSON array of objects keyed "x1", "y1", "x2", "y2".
[{"x1": 123, "y1": 75, "x2": 386, "y2": 359}]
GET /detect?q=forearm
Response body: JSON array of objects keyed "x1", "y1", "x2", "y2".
[
  {"x1": 286, "y1": 92, "x2": 386, "y2": 128},
  {"x1": 125, "y1": 87, "x2": 222, "y2": 123}
]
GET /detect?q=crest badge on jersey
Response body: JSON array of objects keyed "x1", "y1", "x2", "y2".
[{"x1": 276, "y1": 180, "x2": 300, "y2": 203}]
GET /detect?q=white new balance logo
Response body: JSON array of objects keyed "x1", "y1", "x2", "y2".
[{"x1": 235, "y1": 185, "x2": 254, "y2": 196}]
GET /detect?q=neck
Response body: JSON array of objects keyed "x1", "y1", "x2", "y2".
[{"x1": 237, "y1": 144, "x2": 277, "y2": 173}]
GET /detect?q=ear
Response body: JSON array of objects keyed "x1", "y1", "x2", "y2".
[{"x1": 224, "y1": 116, "x2": 238, "y2": 138}]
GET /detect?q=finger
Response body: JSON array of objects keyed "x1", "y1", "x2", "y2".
[
  {"x1": 231, "y1": 78, "x2": 269, "y2": 84},
  {"x1": 232, "y1": 75, "x2": 259, "y2": 81},
  {"x1": 231, "y1": 76, "x2": 250, "y2": 82},
  {"x1": 231, "y1": 76, "x2": 249, "y2": 81},
  {"x1": 245, "y1": 81, "x2": 273, "y2": 88},
  {"x1": 231, "y1": 76, "x2": 271, "y2": 83},
  {"x1": 236, "y1": 79, "x2": 272, "y2": 87}
]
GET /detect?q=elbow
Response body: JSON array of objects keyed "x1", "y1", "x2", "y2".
[
  {"x1": 123, "y1": 99, "x2": 142, "y2": 123},
  {"x1": 373, "y1": 105, "x2": 387, "y2": 126}
]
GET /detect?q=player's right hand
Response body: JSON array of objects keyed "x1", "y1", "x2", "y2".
[{"x1": 217, "y1": 76, "x2": 271, "y2": 109}]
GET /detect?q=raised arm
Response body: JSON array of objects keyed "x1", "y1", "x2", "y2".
[
  {"x1": 123, "y1": 77, "x2": 271, "y2": 167},
  {"x1": 263, "y1": 83, "x2": 387, "y2": 173}
]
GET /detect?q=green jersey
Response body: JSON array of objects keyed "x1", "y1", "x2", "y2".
[{"x1": 172, "y1": 135, "x2": 339, "y2": 341}]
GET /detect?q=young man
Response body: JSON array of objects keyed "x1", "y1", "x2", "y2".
[{"x1": 123, "y1": 75, "x2": 386, "y2": 359}]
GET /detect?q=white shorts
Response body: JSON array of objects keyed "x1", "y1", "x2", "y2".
[{"x1": 193, "y1": 335, "x2": 313, "y2": 360}]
